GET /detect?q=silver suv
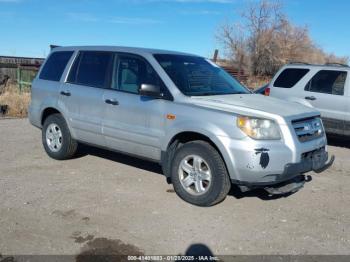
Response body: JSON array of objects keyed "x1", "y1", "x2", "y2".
[
  {"x1": 268, "y1": 63, "x2": 350, "y2": 136},
  {"x1": 29, "y1": 46, "x2": 334, "y2": 206}
]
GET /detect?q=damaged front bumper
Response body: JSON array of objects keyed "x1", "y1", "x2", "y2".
[
  {"x1": 232, "y1": 148, "x2": 334, "y2": 193},
  {"x1": 218, "y1": 132, "x2": 333, "y2": 195},
  {"x1": 284, "y1": 148, "x2": 335, "y2": 175},
  {"x1": 264, "y1": 149, "x2": 334, "y2": 195}
]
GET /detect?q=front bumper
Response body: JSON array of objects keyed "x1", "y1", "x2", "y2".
[
  {"x1": 215, "y1": 131, "x2": 332, "y2": 186},
  {"x1": 232, "y1": 148, "x2": 334, "y2": 187},
  {"x1": 284, "y1": 149, "x2": 335, "y2": 175}
]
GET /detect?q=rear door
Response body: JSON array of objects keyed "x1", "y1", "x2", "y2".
[
  {"x1": 303, "y1": 70, "x2": 347, "y2": 135},
  {"x1": 61, "y1": 51, "x2": 113, "y2": 146}
]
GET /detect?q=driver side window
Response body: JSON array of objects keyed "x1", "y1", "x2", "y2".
[{"x1": 112, "y1": 54, "x2": 163, "y2": 94}]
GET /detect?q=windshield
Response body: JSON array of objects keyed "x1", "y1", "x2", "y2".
[{"x1": 154, "y1": 54, "x2": 250, "y2": 96}]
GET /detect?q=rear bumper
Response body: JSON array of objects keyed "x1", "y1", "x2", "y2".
[{"x1": 232, "y1": 149, "x2": 334, "y2": 187}]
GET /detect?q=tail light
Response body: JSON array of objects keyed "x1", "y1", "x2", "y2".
[{"x1": 264, "y1": 87, "x2": 270, "y2": 96}]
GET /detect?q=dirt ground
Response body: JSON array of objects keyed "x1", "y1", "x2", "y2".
[{"x1": 0, "y1": 119, "x2": 349, "y2": 258}]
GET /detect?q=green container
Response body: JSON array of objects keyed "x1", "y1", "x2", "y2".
[{"x1": 17, "y1": 67, "x2": 38, "y2": 92}]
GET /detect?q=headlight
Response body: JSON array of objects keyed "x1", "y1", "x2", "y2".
[{"x1": 237, "y1": 116, "x2": 281, "y2": 140}]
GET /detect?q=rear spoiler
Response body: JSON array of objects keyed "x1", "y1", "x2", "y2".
[{"x1": 50, "y1": 45, "x2": 61, "y2": 50}]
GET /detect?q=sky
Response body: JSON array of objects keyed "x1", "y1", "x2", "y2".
[{"x1": 0, "y1": 0, "x2": 349, "y2": 59}]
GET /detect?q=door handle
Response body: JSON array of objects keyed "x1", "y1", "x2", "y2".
[
  {"x1": 60, "y1": 91, "x2": 71, "y2": 97},
  {"x1": 105, "y1": 99, "x2": 119, "y2": 106},
  {"x1": 305, "y1": 96, "x2": 316, "y2": 101}
]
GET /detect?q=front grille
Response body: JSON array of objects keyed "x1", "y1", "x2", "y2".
[{"x1": 292, "y1": 117, "x2": 324, "y2": 142}]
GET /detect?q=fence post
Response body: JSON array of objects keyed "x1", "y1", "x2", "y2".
[{"x1": 17, "y1": 67, "x2": 22, "y2": 92}]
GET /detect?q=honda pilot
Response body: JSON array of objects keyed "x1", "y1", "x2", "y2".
[{"x1": 29, "y1": 46, "x2": 334, "y2": 206}]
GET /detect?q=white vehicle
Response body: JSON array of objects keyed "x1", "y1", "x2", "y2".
[{"x1": 268, "y1": 63, "x2": 350, "y2": 136}]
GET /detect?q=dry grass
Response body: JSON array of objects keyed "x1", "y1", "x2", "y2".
[
  {"x1": 245, "y1": 76, "x2": 271, "y2": 90},
  {"x1": 0, "y1": 84, "x2": 31, "y2": 118}
]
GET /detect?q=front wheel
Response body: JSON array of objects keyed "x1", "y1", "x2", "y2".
[
  {"x1": 42, "y1": 113, "x2": 78, "y2": 160},
  {"x1": 170, "y1": 141, "x2": 231, "y2": 206}
]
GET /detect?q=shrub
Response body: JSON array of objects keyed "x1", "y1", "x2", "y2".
[{"x1": 0, "y1": 84, "x2": 30, "y2": 118}]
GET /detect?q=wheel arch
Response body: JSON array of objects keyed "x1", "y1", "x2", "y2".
[
  {"x1": 40, "y1": 107, "x2": 76, "y2": 139},
  {"x1": 161, "y1": 131, "x2": 230, "y2": 182},
  {"x1": 167, "y1": 131, "x2": 221, "y2": 152},
  {"x1": 41, "y1": 107, "x2": 62, "y2": 126}
]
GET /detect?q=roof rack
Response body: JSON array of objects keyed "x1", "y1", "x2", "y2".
[
  {"x1": 288, "y1": 61, "x2": 311, "y2": 65},
  {"x1": 287, "y1": 61, "x2": 350, "y2": 68},
  {"x1": 324, "y1": 62, "x2": 349, "y2": 67}
]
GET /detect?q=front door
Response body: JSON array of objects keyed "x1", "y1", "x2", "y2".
[
  {"x1": 303, "y1": 69, "x2": 347, "y2": 135},
  {"x1": 102, "y1": 53, "x2": 168, "y2": 161}
]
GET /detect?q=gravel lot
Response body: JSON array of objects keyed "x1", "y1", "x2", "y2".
[{"x1": 0, "y1": 119, "x2": 349, "y2": 258}]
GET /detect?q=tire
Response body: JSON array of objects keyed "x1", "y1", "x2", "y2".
[
  {"x1": 42, "y1": 113, "x2": 78, "y2": 160},
  {"x1": 170, "y1": 141, "x2": 231, "y2": 206}
]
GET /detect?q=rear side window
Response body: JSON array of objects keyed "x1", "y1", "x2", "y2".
[
  {"x1": 273, "y1": 68, "x2": 310, "y2": 88},
  {"x1": 68, "y1": 51, "x2": 113, "y2": 88},
  {"x1": 39, "y1": 51, "x2": 73, "y2": 81},
  {"x1": 305, "y1": 70, "x2": 347, "y2": 95}
]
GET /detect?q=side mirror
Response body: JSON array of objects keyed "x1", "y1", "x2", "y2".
[{"x1": 139, "y1": 84, "x2": 162, "y2": 98}]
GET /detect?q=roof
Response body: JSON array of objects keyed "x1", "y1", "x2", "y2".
[{"x1": 52, "y1": 46, "x2": 199, "y2": 57}]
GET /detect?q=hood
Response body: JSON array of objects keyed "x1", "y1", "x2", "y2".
[{"x1": 189, "y1": 94, "x2": 319, "y2": 119}]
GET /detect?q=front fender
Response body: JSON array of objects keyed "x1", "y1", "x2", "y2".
[
  {"x1": 161, "y1": 120, "x2": 235, "y2": 151},
  {"x1": 161, "y1": 120, "x2": 246, "y2": 180}
]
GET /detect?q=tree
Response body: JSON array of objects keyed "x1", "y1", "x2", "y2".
[
  {"x1": 217, "y1": 0, "x2": 348, "y2": 77},
  {"x1": 217, "y1": 22, "x2": 249, "y2": 75}
]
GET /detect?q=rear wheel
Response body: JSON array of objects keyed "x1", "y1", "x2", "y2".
[
  {"x1": 42, "y1": 113, "x2": 78, "y2": 160},
  {"x1": 170, "y1": 141, "x2": 231, "y2": 206}
]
